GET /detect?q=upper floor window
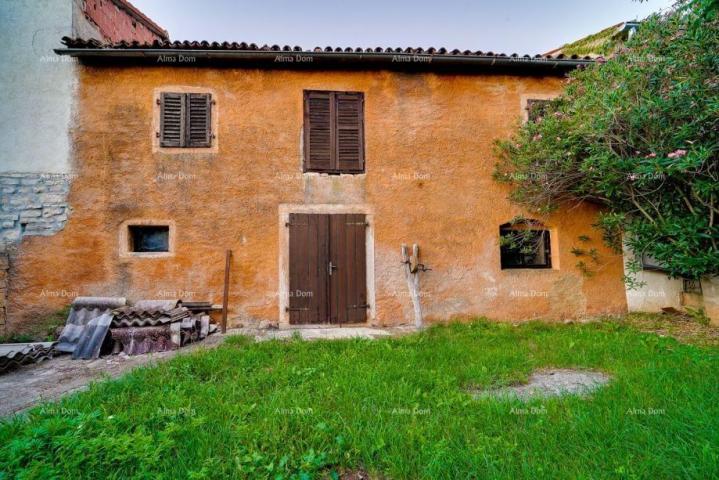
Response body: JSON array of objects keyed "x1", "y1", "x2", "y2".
[
  {"x1": 159, "y1": 92, "x2": 213, "y2": 148},
  {"x1": 303, "y1": 90, "x2": 365, "y2": 174},
  {"x1": 525, "y1": 99, "x2": 551, "y2": 123},
  {"x1": 500, "y1": 220, "x2": 552, "y2": 269}
]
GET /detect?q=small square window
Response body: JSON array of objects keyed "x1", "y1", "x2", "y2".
[
  {"x1": 526, "y1": 99, "x2": 551, "y2": 122},
  {"x1": 128, "y1": 225, "x2": 169, "y2": 253},
  {"x1": 500, "y1": 225, "x2": 551, "y2": 269},
  {"x1": 641, "y1": 253, "x2": 668, "y2": 272},
  {"x1": 683, "y1": 278, "x2": 702, "y2": 294}
]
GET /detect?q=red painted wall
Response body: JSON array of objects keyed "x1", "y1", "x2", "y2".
[{"x1": 82, "y1": 0, "x2": 167, "y2": 43}]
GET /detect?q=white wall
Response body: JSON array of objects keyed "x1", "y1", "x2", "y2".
[
  {"x1": 623, "y1": 247, "x2": 683, "y2": 312},
  {"x1": 0, "y1": 0, "x2": 76, "y2": 173}
]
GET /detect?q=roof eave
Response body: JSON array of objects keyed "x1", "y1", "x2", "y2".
[{"x1": 54, "y1": 48, "x2": 592, "y2": 72}]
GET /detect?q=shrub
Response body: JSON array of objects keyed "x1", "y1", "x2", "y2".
[{"x1": 494, "y1": 0, "x2": 719, "y2": 281}]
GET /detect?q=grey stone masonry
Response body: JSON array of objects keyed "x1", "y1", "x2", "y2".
[
  {"x1": 0, "y1": 251, "x2": 8, "y2": 329},
  {"x1": 0, "y1": 173, "x2": 72, "y2": 244}
]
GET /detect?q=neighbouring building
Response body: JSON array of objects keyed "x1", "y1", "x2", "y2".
[
  {"x1": 0, "y1": 0, "x2": 168, "y2": 329},
  {"x1": 1, "y1": 37, "x2": 632, "y2": 332},
  {"x1": 546, "y1": 22, "x2": 719, "y2": 323}
]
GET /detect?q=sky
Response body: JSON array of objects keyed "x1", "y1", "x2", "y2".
[{"x1": 131, "y1": 0, "x2": 675, "y2": 55}]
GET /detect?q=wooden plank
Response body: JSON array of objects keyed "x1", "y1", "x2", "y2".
[
  {"x1": 317, "y1": 214, "x2": 330, "y2": 323},
  {"x1": 329, "y1": 214, "x2": 348, "y2": 323},
  {"x1": 221, "y1": 249, "x2": 231, "y2": 333}
]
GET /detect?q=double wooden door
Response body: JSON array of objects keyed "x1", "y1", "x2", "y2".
[{"x1": 288, "y1": 213, "x2": 367, "y2": 324}]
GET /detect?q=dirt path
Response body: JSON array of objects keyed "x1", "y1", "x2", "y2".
[
  {"x1": 0, "y1": 335, "x2": 226, "y2": 417},
  {"x1": 0, "y1": 326, "x2": 410, "y2": 417}
]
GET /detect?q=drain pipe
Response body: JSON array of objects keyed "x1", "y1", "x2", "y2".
[{"x1": 401, "y1": 244, "x2": 431, "y2": 329}]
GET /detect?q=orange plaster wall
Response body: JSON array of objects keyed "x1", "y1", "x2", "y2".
[{"x1": 5, "y1": 66, "x2": 627, "y2": 330}]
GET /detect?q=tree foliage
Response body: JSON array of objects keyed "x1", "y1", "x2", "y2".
[{"x1": 495, "y1": 0, "x2": 719, "y2": 280}]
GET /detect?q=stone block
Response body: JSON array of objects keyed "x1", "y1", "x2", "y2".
[
  {"x1": 0, "y1": 177, "x2": 21, "y2": 185},
  {"x1": 20, "y1": 177, "x2": 40, "y2": 186},
  {"x1": 1, "y1": 186, "x2": 16, "y2": 194},
  {"x1": 20, "y1": 209, "x2": 42, "y2": 219},
  {"x1": 42, "y1": 207, "x2": 64, "y2": 217},
  {"x1": 23, "y1": 226, "x2": 54, "y2": 236},
  {"x1": 47, "y1": 183, "x2": 70, "y2": 193},
  {"x1": 0, "y1": 230, "x2": 20, "y2": 242},
  {"x1": 1, "y1": 221, "x2": 15, "y2": 229},
  {"x1": 0, "y1": 214, "x2": 19, "y2": 221},
  {"x1": 41, "y1": 193, "x2": 65, "y2": 204}
]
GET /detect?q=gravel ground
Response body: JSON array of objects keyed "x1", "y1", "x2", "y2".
[
  {"x1": 0, "y1": 335, "x2": 226, "y2": 417},
  {"x1": 474, "y1": 368, "x2": 611, "y2": 400}
]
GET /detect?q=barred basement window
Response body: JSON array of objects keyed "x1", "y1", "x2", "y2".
[
  {"x1": 683, "y1": 278, "x2": 702, "y2": 294},
  {"x1": 159, "y1": 92, "x2": 212, "y2": 148},
  {"x1": 128, "y1": 225, "x2": 170, "y2": 253},
  {"x1": 526, "y1": 99, "x2": 551, "y2": 122},
  {"x1": 499, "y1": 221, "x2": 552, "y2": 269},
  {"x1": 641, "y1": 253, "x2": 669, "y2": 272}
]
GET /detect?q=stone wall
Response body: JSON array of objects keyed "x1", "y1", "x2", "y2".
[
  {"x1": 0, "y1": 173, "x2": 71, "y2": 243},
  {"x1": 0, "y1": 250, "x2": 8, "y2": 331}
]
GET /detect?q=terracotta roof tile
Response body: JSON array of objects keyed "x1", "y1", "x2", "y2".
[{"x1": 60, "y1": 36, "x2": 595, "y2": 61}]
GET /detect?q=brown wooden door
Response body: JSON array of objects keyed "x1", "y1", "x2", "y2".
[{"x1": 288, "y1": 213, "x2": 367, "y2": 324}]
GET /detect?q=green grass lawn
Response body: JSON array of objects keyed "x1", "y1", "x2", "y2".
[{"x1": 1, "y1": 318, "x2": 718, "y2": 479}]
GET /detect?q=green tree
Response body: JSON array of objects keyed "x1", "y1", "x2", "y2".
[{"x1": 495, "y1": 0, "x2": 719, "y2": 281}]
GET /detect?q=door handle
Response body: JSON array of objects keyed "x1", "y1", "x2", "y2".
[{"x1": 328, "y1": 261, "x2": 338, "y2": 276}]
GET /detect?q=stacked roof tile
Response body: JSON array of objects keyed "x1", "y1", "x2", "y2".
[
  {"x1": 0, "y1": 342, "x2": 57, "y2": 374},
  {"x1": 111, "y1": 306, "x2": 191, "y2": 327}
]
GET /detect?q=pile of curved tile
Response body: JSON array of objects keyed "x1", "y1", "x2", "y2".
[
  {"x1": 111, "y1": 306, "x2": 191, "y2": 328},
  {"x1": 56, "y1": 296, "x2": 127, "y2": 353},
  {"x1": 0, "y1": 342, "x2": 57, "y2": 374}
]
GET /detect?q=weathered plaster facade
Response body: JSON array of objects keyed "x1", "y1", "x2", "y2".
[
  {"x1": 0, "y1": 0, "x2": 77, "y2": 174},
  {"x1": 5, "y1": 65, "x2": 629, "y2": 331},
  {"x1": 0, "y1": 1, "x2": 168, "y2": 329}
]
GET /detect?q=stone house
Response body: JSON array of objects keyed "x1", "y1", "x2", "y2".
[
  {"x1": 3, "y1": 35, "x2": 634, "y2": 331},
  {"x1": 0, "y1": 0, "x2": 168, "y2": 330}
]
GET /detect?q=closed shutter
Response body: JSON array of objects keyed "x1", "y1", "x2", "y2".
[
  {"x1": 304, "y1": 91, "x2": 333, "y2": 172},
  {"x1": 160, "y1": 92, "x2": 212, "y2": 148},
  {"x1": 335, "y1": 93, "x2": 364, "y2": 173},
  {"x1": 160, "y1": 92, "x2": 184, "y2": 147},
  {"x1": 186, "y1": 93, "x2": 212, "y2": 147},
  {"x1": 304, "y1": 91, "x2": 364, "y2": 173}
]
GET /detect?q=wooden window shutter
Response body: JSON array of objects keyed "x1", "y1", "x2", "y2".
[
  {"x1": 335, "y1": 93, "x2": 364, "y2": 173},
  {"x1": 304, "y1": 91, "x2": 364, "y2": 173},
  {"x1": 160, "y1": 92, "x2": 184, "y2": 147},
  {"x1": 304, "y1": 91, "x2": 333, "y2": 172},
  {"x1": 186, "y1": 93, "x2": 212, "y2": 147},
  {"x1": 160, "y1": 92, "x2": 212, "y2": 148}
]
